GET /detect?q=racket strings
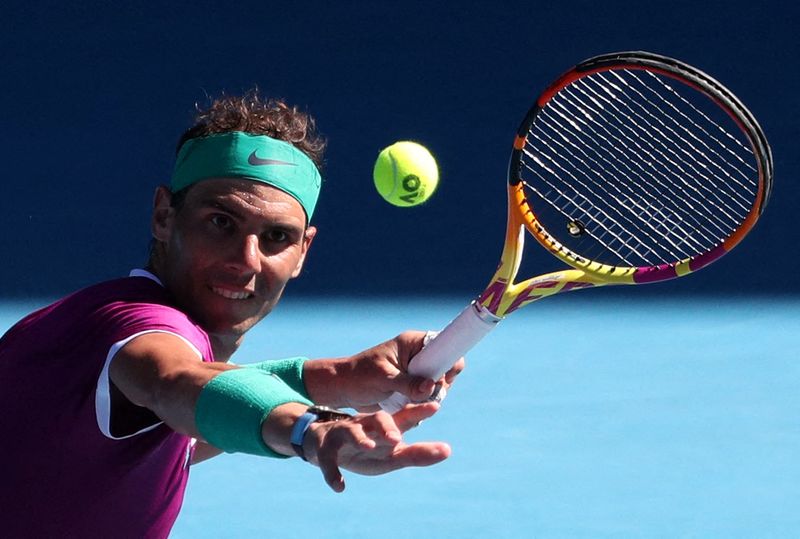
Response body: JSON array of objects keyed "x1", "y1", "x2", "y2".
[
  {"x1": 521, "y1": 152, "x2": 654, "y2": 266},
  {"x1": 554, "y1": 78, "x2": 742, "y2": 250},
  {"x1": 640, "y1": 71, "x2": 757, "y2": 176},
  {"x1": 521, "y1": 68, "x2": 760, "y2": 268},
  {"x1": 529, "y1": 104, "x2": 724, "y2": 265},
  {"x1": 602, "y1": 71, "x2": 755, "y2": 211},
  {"x1": 526, "y1": 117, "x2": 716, "y2": 261},
  {"x1": 564, "y1": 76, "x2": 748, "y2": 229}
]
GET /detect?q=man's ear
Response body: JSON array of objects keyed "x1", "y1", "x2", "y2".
[
  {"x1": 151, "y1": 186, "x2": 175, "y2": 242},
  {"x1": 291, "y1": 226, "x2": 317, "y2": 278}
]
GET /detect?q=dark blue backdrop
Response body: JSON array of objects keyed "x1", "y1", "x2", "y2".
[{"x1": 2, "y1": 1, "x2": 797, "y2": 298}]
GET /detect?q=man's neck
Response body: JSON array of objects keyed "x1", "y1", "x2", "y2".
[
  {"x1": 145, "y1": 261, "x2": 244, "y2": 362},
  {"x1": 209, "y1": 333, "x2": 243, "y2": 363}
]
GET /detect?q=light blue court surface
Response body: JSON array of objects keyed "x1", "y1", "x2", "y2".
[{"x1": 3, "y1": 296, "x2": 798, "y2": 537}]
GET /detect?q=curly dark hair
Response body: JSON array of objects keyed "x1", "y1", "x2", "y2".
[{"x1": 177, "y1": 89, "x2": 326, "y2": 167}]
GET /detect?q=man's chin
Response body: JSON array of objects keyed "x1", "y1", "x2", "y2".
[
  {"x1": 182, "y1": 294, "x2": 274, "y2": 340},
  {"x1": 201, "y1": 317, "x2": 257, "y2": 337},
  {"x1": 198, "y1": 306, "x2": 271, "y2": 336}
]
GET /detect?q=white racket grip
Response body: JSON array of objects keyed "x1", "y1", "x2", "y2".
[{"x1": 379, "y1": 301, "x2": 501, "y2": 413}]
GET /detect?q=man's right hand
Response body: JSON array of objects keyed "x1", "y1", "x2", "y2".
[{"x1": 303, "y1": 331, "x2": 466, "y2": 412}]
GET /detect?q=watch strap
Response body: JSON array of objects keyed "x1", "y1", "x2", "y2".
[
  {"x1": 290, "y1": 411, "x2": 319, "y2": 461},
  {"x1": 290, "y1": 406, "x2": 354, "y2": 461}
]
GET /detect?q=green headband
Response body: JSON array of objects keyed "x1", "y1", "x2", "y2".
[{"x1": 171, "y1": 131, "x2": 322, "y2": 219}]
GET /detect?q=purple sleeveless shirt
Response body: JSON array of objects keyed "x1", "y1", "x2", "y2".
[{"x1": 0, "y1": 273, "x2": 214, "y2": 538}]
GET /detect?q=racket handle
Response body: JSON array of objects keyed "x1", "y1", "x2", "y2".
[{"x1": 379, "y1": 301, "x2": 501, "y2": 413}]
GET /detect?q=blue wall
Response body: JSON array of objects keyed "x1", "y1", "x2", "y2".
[{"x1": 2, "y1": 1, "x2": 796, "y2": 298}]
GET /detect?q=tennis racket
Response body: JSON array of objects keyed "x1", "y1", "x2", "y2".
[{"x1": 380, "y1": 51, "x2": 773, "y2": 413}]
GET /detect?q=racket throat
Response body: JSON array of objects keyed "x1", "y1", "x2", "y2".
[
  {"x1": 479, "y1": 270, "x2": 603, "y2": 317},
  {"x1": 478, "y1": 278, "x2": 550, "y2": 316}
]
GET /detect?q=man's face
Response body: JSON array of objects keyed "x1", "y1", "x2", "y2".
[{"x1": 151, "y1": 178, "x2": 316, "y2": 339}]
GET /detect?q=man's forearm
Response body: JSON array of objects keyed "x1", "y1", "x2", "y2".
[{"x1": 302, "y1": 358, "x2": 348, "y2": 407}]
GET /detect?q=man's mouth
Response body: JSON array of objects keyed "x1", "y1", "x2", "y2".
[{"x1": 211, "y1": 286, "x2": 254, "y2": 300}]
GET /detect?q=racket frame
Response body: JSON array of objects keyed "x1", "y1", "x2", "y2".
[
  {"x1": 480, "y1": 51, "x2": 773, "y2": 318},
  {"x1": 378, "y1": 51, "x2": 772, "y2": 413}
]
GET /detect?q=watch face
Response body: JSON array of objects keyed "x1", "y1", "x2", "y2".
[{"x1": 308, "y1": 405, "x2": 352, "y2": 421}]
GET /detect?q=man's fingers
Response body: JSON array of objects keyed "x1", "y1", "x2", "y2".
[
  {"x1": 410, "y1": 375, "x2": 436, "y2": 400},
  {"x1": 391, "y1": 442, "x2": 452, "y2": 467},
  {"x1": 395, "y1": 330, "x2": 428, "y2": 370},
  {"x1": 444, "y1": 356, "x2": 465, "y2": 384},
  {"x1": 392, "y1": 402, "x2": 441, "y2": 431},
  {"x1": 407, "y1": 356, "x2": 464, "y2": 400},
  {"x1": 318, "y1": 459, "x2": 345, "y2": 492},
  {"x1": 384, "y1": 372, "x2": 434, "y2": 404},
  {"x1": 364, "y1": 411, "x2": 402, "y2": 444},
  {"x1": 316, "y1": 440, "x2": 346, "y2": 493},
  {"x1": 394, "y1": 332, "x2": 465, "y2": 403}
]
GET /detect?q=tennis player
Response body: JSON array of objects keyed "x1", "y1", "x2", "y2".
[{"x1": 0, "y1": 91, "x2": 462, "y2": 538}]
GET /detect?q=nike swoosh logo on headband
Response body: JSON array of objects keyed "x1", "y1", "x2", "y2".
[{"x1": 248, "y1": 151, "x2": 297, "y2": 167}]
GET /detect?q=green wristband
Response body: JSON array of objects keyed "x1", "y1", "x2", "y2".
[
  {"x1": 244, "y1": 357, "x2": 309, "y2": 399},
  {"x1": 195, "y1": 369, "x2": 312, "y2": 458}
]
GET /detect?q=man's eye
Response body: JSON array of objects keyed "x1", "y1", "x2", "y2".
[
  {"x1": 266, "y1": 229, "x2": 288, "y2": 243},
  {"x1": 210, "y1": 215, "x2": 232, "y2": 229}
]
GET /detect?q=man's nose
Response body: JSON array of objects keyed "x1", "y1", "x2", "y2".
[{"x1": 226, "y1": 234, "x2": 261, "y2": 274}]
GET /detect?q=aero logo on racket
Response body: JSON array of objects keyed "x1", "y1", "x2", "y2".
[{"x1": 379, "y1": 51, "x2": 773, "y2": 414}]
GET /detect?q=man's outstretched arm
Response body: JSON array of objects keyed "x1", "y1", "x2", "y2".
[
  {"x1": 301, "y1": 331, "x2": 465, "y2": 412},
  {"x1": 109, "y1": 332, "x2": 451, "y2": 487}
]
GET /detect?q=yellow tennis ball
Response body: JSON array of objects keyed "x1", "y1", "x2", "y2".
[{"x1": 373, "y1": 141, "x2": 439, "y2": 207}]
